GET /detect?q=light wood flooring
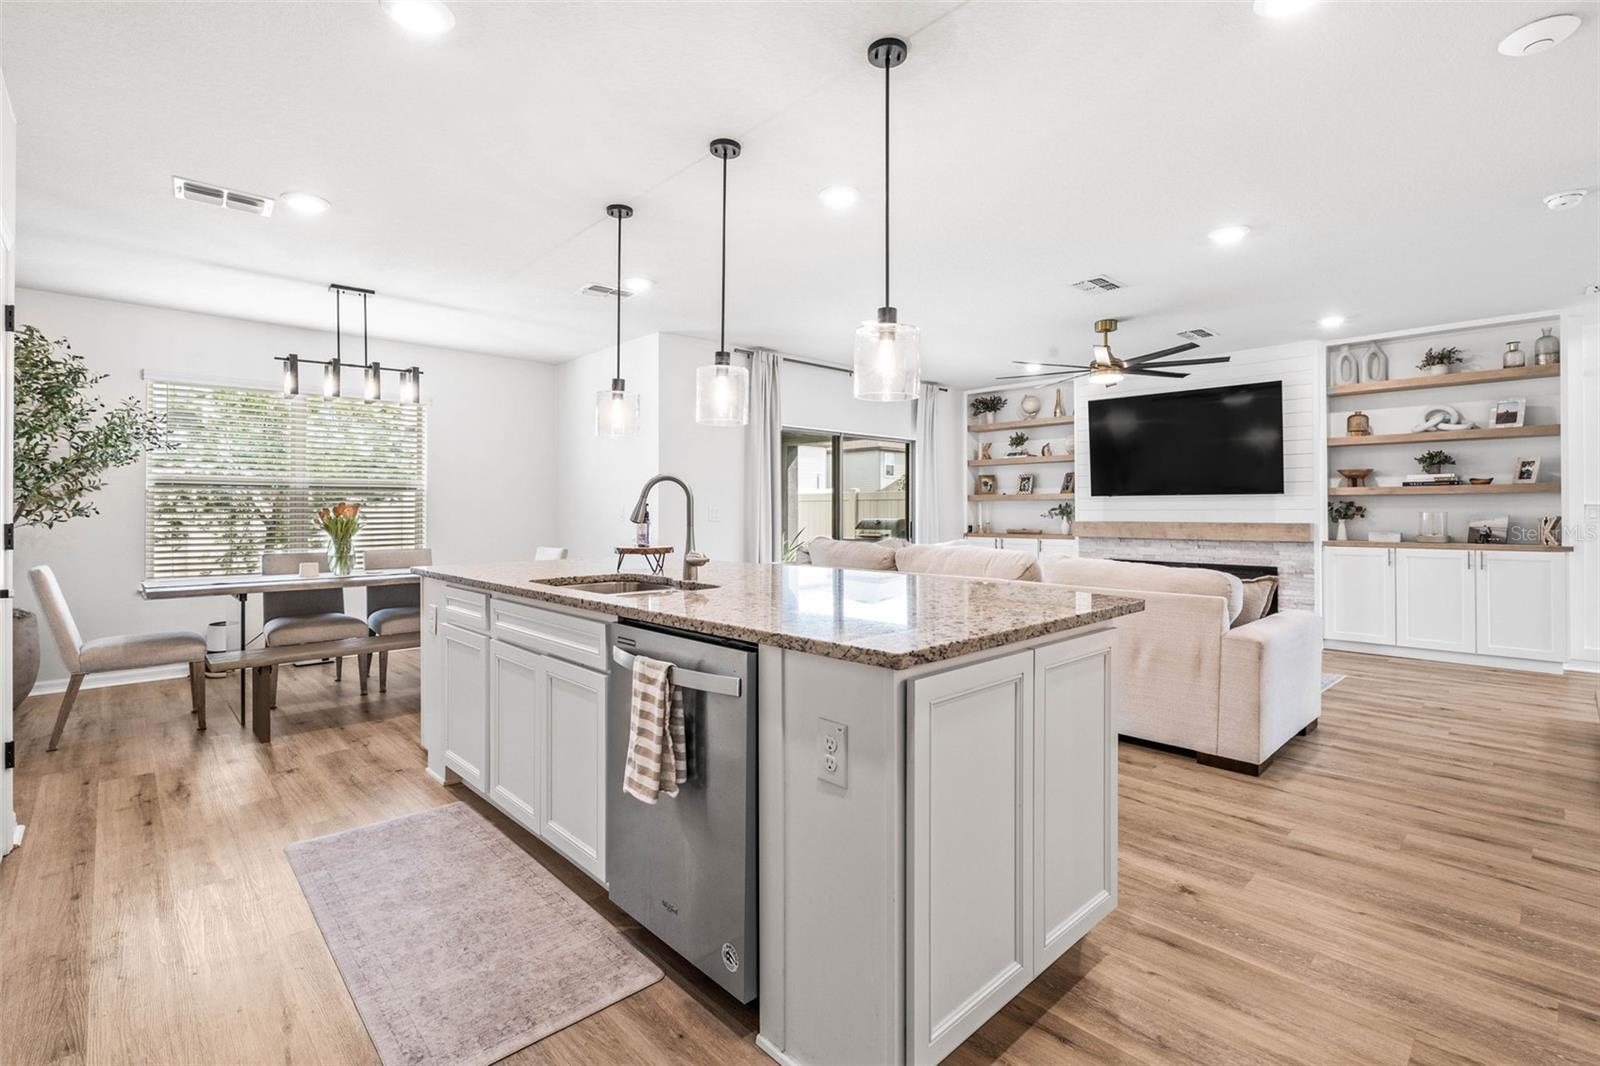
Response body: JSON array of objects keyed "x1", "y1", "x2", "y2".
[{"x1": 2, "y1": 650, "x2": 1596, "y2": 1065}]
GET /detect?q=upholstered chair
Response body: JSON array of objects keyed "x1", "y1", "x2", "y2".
[
  {"x1": 362, "y1": 546, "x2": 431, "y2": 692},
  {"x1": 29, "y1": 565, "x2": 206, "y2": 751},
  {"x1": 260, "y1": 551, "x2": 370, "y2": 695}
]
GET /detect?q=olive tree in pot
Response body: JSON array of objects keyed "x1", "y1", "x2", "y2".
[{"x1": 11, "y1": 326, "x2": 172, "y2": 707}]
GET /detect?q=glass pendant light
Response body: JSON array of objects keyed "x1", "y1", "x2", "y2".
[
  {"x1": 400, "y1": 366, "x2": 421, "y2": 404},
  {"x1": 282, "y1": 352, "x2": 300, "y2": 396},
  {"x1": 696, "y1": 138, "x2": 749, "y2": 426},
  {"x1": 364, "y1": 361, "x2": 382, "y2": 402},
  {"x1": 853, "y1": 36, "x2": 920, "y2": 402},
  {"x1": 596, "y1": 204, "x2": 640, "y2": 437},
  {"x1": 323, "y1": 356, "x2": 341, "y2": 398}
]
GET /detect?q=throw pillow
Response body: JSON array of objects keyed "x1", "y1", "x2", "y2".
[{"x1": 1233, "y1": 576, "x2": 1279, "y2": 627}]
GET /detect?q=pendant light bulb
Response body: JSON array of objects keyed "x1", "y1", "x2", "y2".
[
  {"x1": 364, "y1": 361, "x2": 382, "y2": 402},
  {"x1": 400, "y1": 367, "x2": 421, "y2": 404},
  {"x1": 853, "y1": 37, "x2": 919, "y2": 402},
  {"x1": 597, "y1": 204, "x2": 640, "y2": 438},
  {"x1": 696, "y1": 138, "x2": 750, "y2": 427},
  {"x1": 323, "y1": 357, "x2": 341, "y2": 398},
  {"x1": 283, "y1": 353, "x2": 300, "y2": 396}
]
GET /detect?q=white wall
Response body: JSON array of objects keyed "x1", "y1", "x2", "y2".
[
  {"x1": 655, "y1": 333, "x2": 745, "y2": 563},
  {"x1": 14, "y1": 288, "x2": 559, "y2": 686},
  {"x1": 780, "y1": 360, "x2": 917, "y2": 440}
]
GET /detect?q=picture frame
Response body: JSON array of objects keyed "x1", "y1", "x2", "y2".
[
  {"x1": 1017, "y1": 474, "x2": 1036, "y2": 495},
  {"x1": 1467, "y1": 516, "x2": 1509, "y2": 544},
  {"x1": 974, "y1": 474, "x2": 998, "y2": 496},
  {"x1": 1491, "y1": 398, "x2": 1526, "y2": 428},
  {"x1": 1513, "y1": 456, "x2": 1540, "y2": 483},
  {"x1": 1060, "y1": 472, "x2": 1075, "y2": 494}
]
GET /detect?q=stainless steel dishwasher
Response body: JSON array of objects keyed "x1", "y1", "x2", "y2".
[{"x1": 606, "y1": 622, "x2": 758, "y2": 1003}]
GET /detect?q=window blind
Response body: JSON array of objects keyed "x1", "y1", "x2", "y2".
[{"x1": 145, "y1": 380, "x2": 427, "y2": 578}]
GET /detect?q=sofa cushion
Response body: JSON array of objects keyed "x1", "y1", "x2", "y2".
[
  {"x1": 1038, "y1": 557, "x2": 1244, "y2": 624},
  {"x1": 805, "y1": 536, "x2": 899, "y2": 571},
  {"x1": 894, "y1": 544, "x2": 1040, "y2": 582},
  {"x1": 1233, "y1": 576, "x2": 1279, "y2": 627}
]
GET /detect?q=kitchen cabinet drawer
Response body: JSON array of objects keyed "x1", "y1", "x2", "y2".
[
  {"x1": 442, "y1": 586, "x2": 491, "y2": 634},
  {"x1": 491, "y1": 597, "x2": 608, "y2": 671}
]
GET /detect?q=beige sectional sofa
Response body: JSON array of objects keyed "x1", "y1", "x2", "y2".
[{"x1": 799, "y1": 538, "x2": 1321, "y2": 774}]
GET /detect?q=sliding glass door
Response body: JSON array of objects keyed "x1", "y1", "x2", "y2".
[{"x1": 781, "y1": 430, "x2": 912, "y2": 556}]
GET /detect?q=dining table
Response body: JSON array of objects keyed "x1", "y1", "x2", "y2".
[{"x1": 138, "y1": 568, "x2": 421, "y2": 725}]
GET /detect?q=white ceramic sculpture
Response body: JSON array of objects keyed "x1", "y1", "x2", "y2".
[
  {"x1": 1019, "y1": 394, "x2": 1042, "y2": 419},
  {"x1": 1411, "y1": 405, "x2": 1476, "y2": 433},
  {"x1": 1363, "y1": 343, "x2": 1388, "y2": 382},
  {"x1": 1333, "y1": 346, "x2": 1359, "y2": 386}
]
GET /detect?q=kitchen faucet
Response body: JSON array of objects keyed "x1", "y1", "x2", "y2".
[{"x1": 629, "y1": 474, "x2": 708, "y2": 582}]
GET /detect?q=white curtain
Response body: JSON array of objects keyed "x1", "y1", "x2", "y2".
[
  {"x1": 915, "y1": 382, "x2": 943, "y2": 543},
  {"x1": 745, "y1": 349, "x2": 782, "y2": 563}
]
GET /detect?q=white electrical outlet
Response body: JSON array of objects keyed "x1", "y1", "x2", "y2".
[
  {"x1": 818, "y1": 718, "x2": 847, "y2": 788},
  {"x1": 708, "y1": 505, "x2": 722, "y2": 522}
]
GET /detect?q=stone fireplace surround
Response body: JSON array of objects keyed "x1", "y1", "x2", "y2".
[{"x1": 1072, "y1": 522, "x2": 1316, "y2": 611}]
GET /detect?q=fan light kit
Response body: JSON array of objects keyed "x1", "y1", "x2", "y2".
[
  {"x1": 1498, "y1": 14, "x2": 1581, "y2": 57},
  {"x1": 998, "y1": 319, "x2": 1232, "y2": 388},
  {"x1": 852, "y1": 36, "x2": 920, "y2": 402},
  {"x1": 1544, "y1": 189, "x2": 1587, "y2": 211},
  {"x1": 695, "y1": 138, "x2": 750, "y2": 427},
  {"x1": 277, "y1": 285, "x2": 420, "y2": 404},
  {"x1": 596, "y1": 205, "x2": 641, "y2": 438}
]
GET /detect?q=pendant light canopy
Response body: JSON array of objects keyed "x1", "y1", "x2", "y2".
[
  {"x1": 276, "y1": 285, "x2": 420, "y2": 403},
  {"x1": 695, "y1": 137, "x2": 749, "y2": 427},
  {"x1": 596, "y1": 204, "x2": 641, "y2": 438},
  {"x1": 853, "y1": 37, "x2": 920, "y2": 402}
]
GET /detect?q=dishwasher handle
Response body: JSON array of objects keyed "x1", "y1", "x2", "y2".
[{"x1": 611, "y1": 646, "x2": 743, "y2": 698}]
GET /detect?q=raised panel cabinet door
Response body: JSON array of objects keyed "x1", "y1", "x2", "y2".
[
  {"x1": 907, "y1": 650, "x2": 1035, "y2": 1066},
  {"x1": 539, "y1": 656, "x2": 607, "y2": 884},
  {"x1": 1033, "y1": 631, "x2": 1117, "y2": 972},
  {"x1": 441, "y1": 621, "x2": 491, "y2": 792},
  {"x1": 420, "y1": 579, "x2": 447, "y2": 781},
  {"x1": 489, "y1": 640, "x2": 544, "y2": 836},
  {"x1": 1395, "y1": 549, "x2": 1476, "y2": 654},
  {"x1": 1323, "y1": 547, "x2": 1397, "y2": 645},
  {"x1": 1476, "y1": 553, "x2": 1568, "y2": 662}
]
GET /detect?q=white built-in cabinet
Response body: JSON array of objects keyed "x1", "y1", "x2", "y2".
[
  {"x1": 905, "y1": 630, "x2": 1115, "y2": 1065},
  {"x1": 1324, "y1": 546, "x2": 1567, "y2": 663},
  {"x1": 422, "y1": 582, "x2": 610, "y2": 884}
]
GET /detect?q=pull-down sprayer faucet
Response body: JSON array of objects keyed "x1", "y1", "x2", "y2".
[{"x1": 629, "y1": 474, "x2": 708, "y2": 582}]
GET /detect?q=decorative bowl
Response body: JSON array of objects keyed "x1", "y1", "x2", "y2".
[
  {"x1": 1468, "y1": 477, "x2": 1495, "y2": 485},
  {"x1": 1336, "y1": 467, "x2": 1373, "y2": 487}
]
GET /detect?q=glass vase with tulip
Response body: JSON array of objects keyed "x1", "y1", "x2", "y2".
[{"x1": 315, "y1": 502, "x2": 362, "y2": 576}]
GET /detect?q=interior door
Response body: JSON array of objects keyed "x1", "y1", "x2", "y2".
[
  {"x1": 1322, "y1": 547, "x2": 1396, "y2": 645},
  {"x1": 1, "y1": 69, "x2": 16, "y2": 859},
  {"x1": 1395, "y1": 549, "x2": 1476, "y2": 654}
]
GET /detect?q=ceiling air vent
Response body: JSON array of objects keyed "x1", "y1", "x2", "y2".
[
  {"x1": 172, "y1": 176, "x2": 275, "y2": 217},
  {"x1": 1177, "y1": 327, "x2": 1216, "y2": 341},
  {"x1": 1070, "y1": 275, "x2": 1122, "y2": 294},
  {"x1": 577, "y1": 283, "x2": 638, "y2": 299}
]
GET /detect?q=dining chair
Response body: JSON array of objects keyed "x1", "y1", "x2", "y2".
[
  {"x1": 362, "y1": 546, "x2": 431, "y2": 692},
  {"x1": 29, "y1": 565, "x2": 207, "y2": 751},
  {"x1": 534, "y1": 546, "x2": 568, "y2": 560},
  {"x1": 260, "y1": 551, "x2": 371, "y2": 697}
]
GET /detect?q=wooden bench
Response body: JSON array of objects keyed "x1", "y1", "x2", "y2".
[{"x1": 206, "y1": 632, "x2": 421, "y2": 741}]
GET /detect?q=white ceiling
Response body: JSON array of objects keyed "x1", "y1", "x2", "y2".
[{"x1": 3, "y1": 1, "x2": 1597, "y2": 386}]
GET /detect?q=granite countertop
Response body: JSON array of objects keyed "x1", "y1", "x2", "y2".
[{"x1": 414, "y1": 559, "x2": 1143, "y2": 671}]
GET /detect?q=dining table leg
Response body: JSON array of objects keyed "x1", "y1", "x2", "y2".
[{"x1": 236, "y1": 593, "x2": 249, "y2": 727}]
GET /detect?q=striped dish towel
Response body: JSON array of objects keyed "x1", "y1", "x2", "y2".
[{"x1": 623, "y1": 654, "x2": 687, "y2": 804}]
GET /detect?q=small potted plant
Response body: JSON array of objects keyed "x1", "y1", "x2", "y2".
[
  {"x1": 1007, "y1": 431, "x2": 1029, "y2": 457},
  {"x1": 1415, "y1": 449, "x2": 1455, "y2": 475},
  {"x1": 1043, "y1": 500, "x2": 1074, "y2": 535},
  {"x1": 970, "y1": 394, "x2": 1007, "y2": 423},
  {"x1": 1417, "y1": 346, "x2": 1464, "y2": 376},
  {"x1": 1327, "y1": 499, "x2": 1366, "y2": 541}
]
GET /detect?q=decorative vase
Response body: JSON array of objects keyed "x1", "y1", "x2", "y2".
[
  {"x1": 1534, "y1": 327, "x2": 1560, "y2": 365},
  {"x1": 1423, "y1": 364, "x2": 1450, "y2": 376},
  {"x1": 1059, "y1": 518, "x2": 1072, "y2": 536},
  {"x1": 1019, "y1": 395, "x2": 1042, "y2": 420},
  {"x1": 983, "y1": 410, "x2": 996, "y2": 424},
  {"x1": 1052, "y1": 388, "x2": 1066, "y2": 418},
  {"x1": 1334, "y1": 346, "x2": 1359, "y2": 386},
  {"x1": 1336, "y1": 519, "x2": 1348, "y2": 541},
  {"x1": 12, "y1": 608, "x2": 40, "y2": 708},
  {"x1": 327, "y1": 537, "x2": 355, "y2": 576},
  {"x1": 1345, "y1": 411, "x2": 1371, "y2": 437},
  {"x1": 1423, "y1": 463, "x2": 1445, "y2": 474},
  {"x1": 1363, "y1": 344, "x2": 1388, "y2": 382},
  {"x1": 1503, "y1": 341, "x2": 1525, "y2": 368}
]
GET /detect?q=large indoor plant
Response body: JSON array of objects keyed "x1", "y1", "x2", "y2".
[{"x1": 11, "y1": 325, "x2": 173, "y2": 705}]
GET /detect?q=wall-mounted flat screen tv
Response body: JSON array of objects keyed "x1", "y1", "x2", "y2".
[{"x1": 1087, "y1": 380, "x2": 1285, "y2": 496}]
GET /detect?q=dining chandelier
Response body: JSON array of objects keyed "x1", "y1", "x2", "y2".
[{"x1": 278, "y1": 284, "x2": 421, "y2": 403}]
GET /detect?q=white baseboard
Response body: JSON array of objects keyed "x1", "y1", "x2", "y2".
[
  {"x1": 1563, "y1": 659, "x2": 1600, "y2": 675},
  {"x1": 1323, "y1": 640, "x2": 1565, "y2": 675},
  {"x1": 755, "y1": 1034, "x2": 803, "y2": 1066},
  {"x1": 29, "y1": 664, "x2": 190, "y2": 696}
]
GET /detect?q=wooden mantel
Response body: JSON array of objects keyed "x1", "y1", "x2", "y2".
[{"x1": 1073, "y1": 521, "x2": 1315, "y2": 544}]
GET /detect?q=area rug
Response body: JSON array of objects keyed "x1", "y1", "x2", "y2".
[
  {"x1": 1321, "y1": 673, "x2": 1346, "y2": 693},
  {"x1": 287, "y1": 803, "x2": 660, "y2": 1066}
]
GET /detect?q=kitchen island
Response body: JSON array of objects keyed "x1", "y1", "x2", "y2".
[{"x1": 413, "y1": 559, "x2": 1142, "y2": 1066}]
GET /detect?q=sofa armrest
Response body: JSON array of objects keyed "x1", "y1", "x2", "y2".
[{"x1": 1218, "y1": 610, "x2": 1322, "y2": 766}]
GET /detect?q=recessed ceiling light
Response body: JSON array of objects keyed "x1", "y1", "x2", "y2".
[
  {"x1": 1318, "y1": 314, "x2": 1346, "y2": 329},
  {"x1": 380, "y1": 0, "x2": 455, "y2": 37},
  {"x1": 279, "y1": 191, "x2": 331, "y2": 216},
  {"x1": 1498, "y1": 14, "x2": 1581, "y2": 57},
  {"x1": 1208, "y1": 224, "x2": 1251, "y2": 246},
  {"x1": 622, "y1": 277, "x2": 653, "y2": 293},
  {"x1": 819, "y1": 185, "x2": 859, "y2": 209},
  {"x1": 1252, "y1": 0, "x2": 1317, "y2": 17},
  {"x1": 1543, "y1": 189, "x2": 1588, "y2": 211}
]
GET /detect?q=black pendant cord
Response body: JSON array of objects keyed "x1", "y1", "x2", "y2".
[
  {"x1": 719, "y1": 153, "x2": 728, "y2": 355},
  {"x1": 334, "y1": 289, "x2": 341, "y2": 364},
  {"x1": 361, "y1": 292, "x2": 369, "y2": 368},
  {"x1": 884, "y1": 57, "x2": 891, "y2": 311},
  {"x1": 615, "y1": 211, "x2": 623, "y2": 382}
]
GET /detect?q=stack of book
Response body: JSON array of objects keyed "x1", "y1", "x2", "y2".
[{"x1": 1401, "y1": 473, "x2": 1463, "y2": 487}]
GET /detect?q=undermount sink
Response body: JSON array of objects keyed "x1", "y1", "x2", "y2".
[{"x1": 532, "y1": 574, "x2": 718, "y2": 596}]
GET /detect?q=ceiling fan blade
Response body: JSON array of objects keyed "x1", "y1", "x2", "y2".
[
  {"x1": 1137, "y1": 356, "x2": 1231, "y2": 367},
  {"x1": 1010, "y1": 362, "x2": 1093, "y2": 370},
  {"x1": 996, "y1": 372, "x2": 1086, "y2": 382},
  {"x1": 1124, "y1": 368, "x2": 1189, "y2": 378},
  {"x1": 1123, "y1": 342, "x2": 1200, "y2": 365}
]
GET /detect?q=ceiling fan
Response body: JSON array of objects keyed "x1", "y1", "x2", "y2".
[{"x1": 1000, "y1": 319, "x2": 1230, "y2": 386}]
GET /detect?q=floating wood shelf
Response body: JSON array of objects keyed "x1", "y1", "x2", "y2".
[
  {"x1": 967, "y1": 455, "x2": 1075, "y2": 467},
  {"x1": 967, "y1": 416, "x2": 1074, "y2": 433},
  {"x1": 964, "y1": 532, "x2": 1076, "y2": 541},
  {"x1": 1328, "y1": 423, "x2": 1560, "y2": 447},
  {"x1": 1327, "y1": 483, "x2": 1558, "y2": 496},
  {"x1": 1323, "y1": 540, "x2": 1571, "y2": 553},
  {"x1": 1327, "y1": 363, "x2": 1559, "y2": 398},
  {"x1": 967, "y1": 493, "x2": 1073, "y2": 502}
]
